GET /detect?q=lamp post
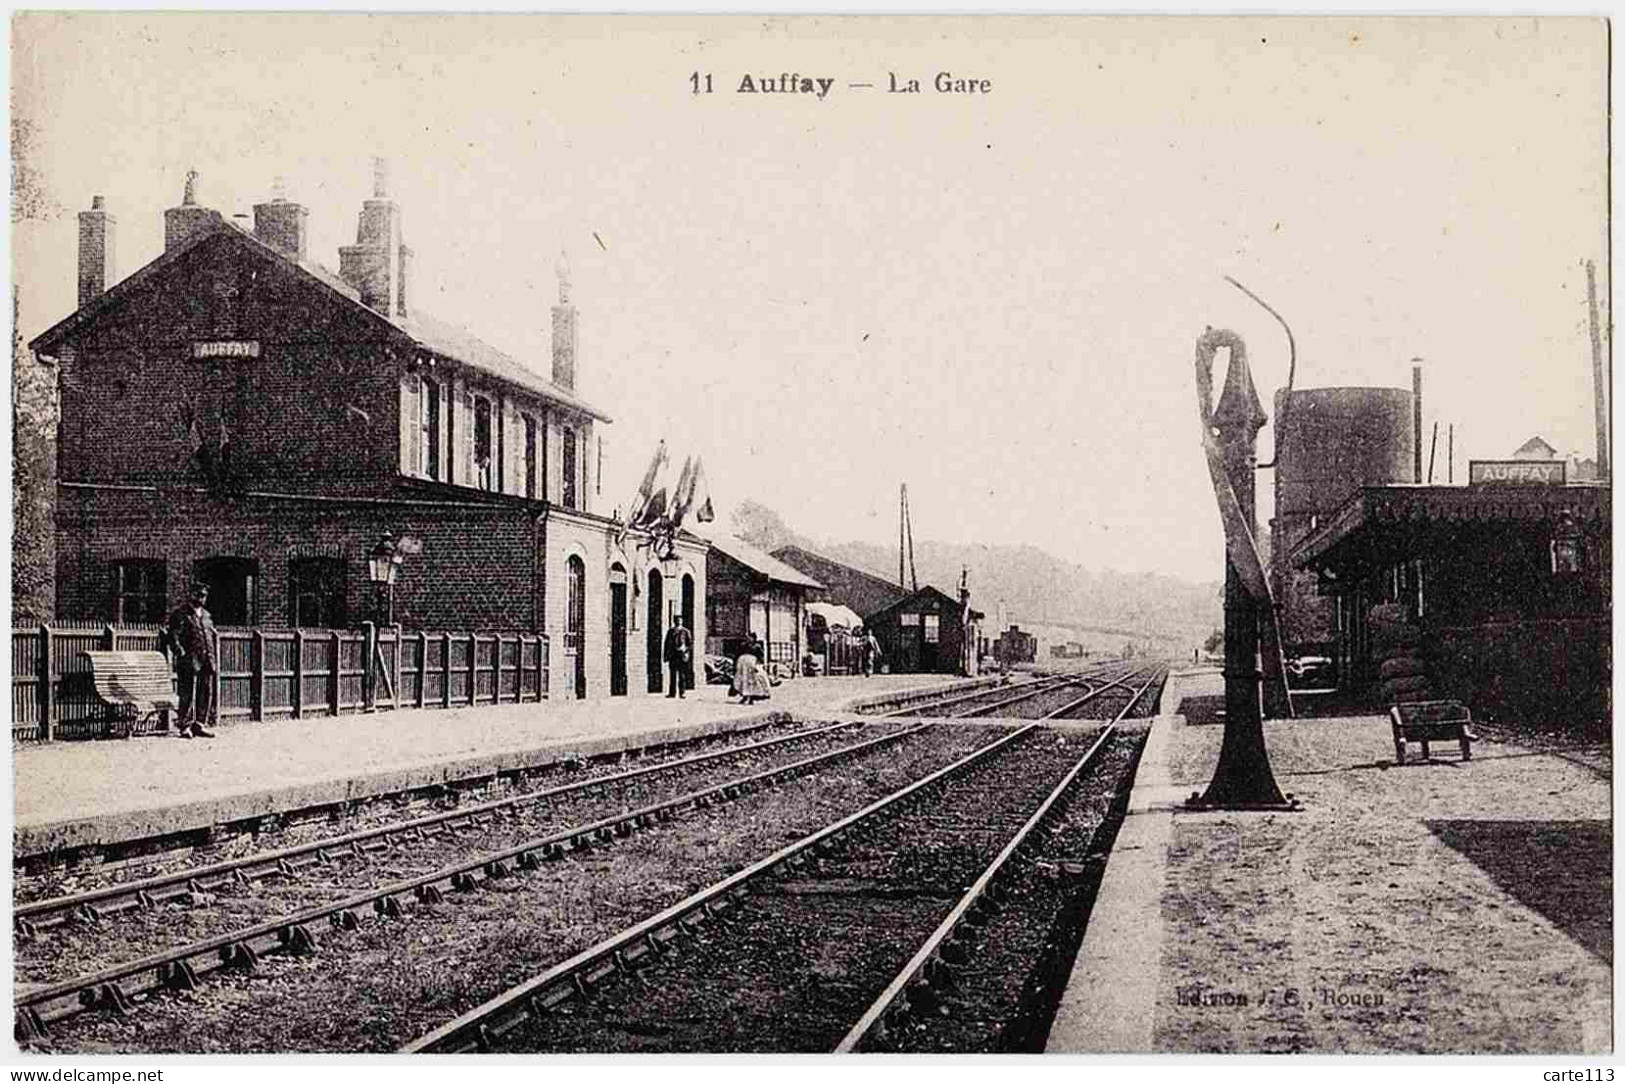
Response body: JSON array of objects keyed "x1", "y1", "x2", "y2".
[{"x1": 368, "y1": 531, "x2": 400, "y2": 628}]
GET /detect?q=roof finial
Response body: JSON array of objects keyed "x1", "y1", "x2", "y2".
[
  {"x1": 183, "y1": 168, "x2": 199, "y2": 206},
  {"x1": 556, "y1": 248, "x2": 572, "y2": 305},
  {"x1": 372, "y1": 156, "x2": 390, "y2": 199}
]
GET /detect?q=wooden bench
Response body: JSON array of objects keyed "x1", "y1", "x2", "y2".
[
  {"x1": 80, "y1": 650, "x2": 179, "y2": 739},
  {"x1": 1389, "y1": 699, "x2": 1473, "y2": 764}
]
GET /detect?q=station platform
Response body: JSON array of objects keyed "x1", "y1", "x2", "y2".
[
  {"x1": 1049, "y1": 667, "x2": 1612, "y2": 1055},
  {"x1": 12, "y1": 673, "x2": 979, "y2": 863}
]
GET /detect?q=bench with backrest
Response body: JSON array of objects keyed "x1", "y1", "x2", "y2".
[
  {"x1": 1389, "y1": 699, "x2": 1472, "y2": 764},
  {"x1": 80, "y1": 650, "x2": 179, "y2": 739}
]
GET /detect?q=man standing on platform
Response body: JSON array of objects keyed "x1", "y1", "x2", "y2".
[
  {"x1": 663, "y1": 616, "x2": 693, "y2": 699},
  {"x1": 167, "y1": 583, "x2": 218, "y2": 738}
]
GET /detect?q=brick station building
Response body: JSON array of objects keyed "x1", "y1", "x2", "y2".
[{"x1": 30, "y1": 166, "x2": 706, "y2": 700}]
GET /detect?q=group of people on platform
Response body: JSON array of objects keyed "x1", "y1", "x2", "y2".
[{"x1": 162, "y1": 588, "x2": 892, "y2": 736}]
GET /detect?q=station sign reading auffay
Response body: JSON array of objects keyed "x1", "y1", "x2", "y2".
[
  {"x1": 192, "y1": 340, "x2": 260, "y2": 359},
  {"x1": 1468, "y1": 459, "x2": 1567, "y2": 485}
]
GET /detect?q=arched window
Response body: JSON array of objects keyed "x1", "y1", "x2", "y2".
[{"x1": 565, "y1": 556, "x2": 586, "y2": 653}]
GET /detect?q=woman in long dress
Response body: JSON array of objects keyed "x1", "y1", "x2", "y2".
[{"x1": 734, "y1": 638, "x2": 772, "y2": 704}]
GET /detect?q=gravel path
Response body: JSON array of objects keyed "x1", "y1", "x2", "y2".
[{"x1": 1155, "y1": 689, "x2": 1610, "y2": 1054}]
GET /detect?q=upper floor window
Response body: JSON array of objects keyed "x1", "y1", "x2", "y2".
[
  {"x1": 473, "y1": 396, "x2": 495, "y2": 492},
  {"x1": 561, "y1": 424, "x2": 579, "y2": 510},
  {"x1": 289, "y1": 557, "x2": 347, "y2": 629},
  {"x1": 112, "y1": 559, "x2": 166, "y2": 624},
  {"x1": 523, "y1": 414, "x2": 538, "y2": 499},
  {"x1": 420, "y1": 377, "x2": 441, "y2": 480}
]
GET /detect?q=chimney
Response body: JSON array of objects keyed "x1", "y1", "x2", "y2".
[
  {"x1": 164, "y1": 169, "x2": 224, "y2": 254},
  {"x1": 338, "y1": 157, "x2": 402, "y2": 317},
  {"x1": 252, "y1": 176, "x2": 308, "y2": 260},
  {"x1": 1411, "y1": 359, "x2": 1423, "y2": 483},
  {"x1": 551, "y1": 251, "x2": 576, "y2": 390},
  {"x1": 397, "y1": 243, "x2": 412, "y2": 318},
  {"x1": 77, "y1": 195, "x2": 116, "y2": 308}
]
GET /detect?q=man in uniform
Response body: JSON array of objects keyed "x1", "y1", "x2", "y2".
[
  {"x1": 167, "y1": 583, "x2": 218, "y2": 738},
  {"x1": 663, "y1": 616, "x2": 693, "y2": 699}
]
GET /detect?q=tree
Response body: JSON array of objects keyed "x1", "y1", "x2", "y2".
[
  {"x1": 1203, "y1": 628, "x2": 1224, "y2": 655},
  {"x1": 12, "y1": 288, "x2": 57, "y2": 624}
]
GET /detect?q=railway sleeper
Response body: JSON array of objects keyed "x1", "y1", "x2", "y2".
[
  {"x1": 375, "y1": 895, "x2": 408, "y2": 919},
  {"x1": 332, "y1": 909, "x2": 362, "y2": 931},
  {"x1": 14, "y1": 1006, "x2": 48, "y2": 1044},
  {"x1": 14, "y1": 917, "x2": 37, "y2": 941},
  {"x1": 416, "y1": 884, "x2": 446, "y2": 905},
  {"x1": 484, "y1": 859, "x2": 513, "y2": 880},
  {"x1": 279, "y1": 924, "x2": 320, "y2": 955},
  {"x1": 79, "y1": 981, "x2": 134, "y2": 1018},
  {"x1": 208, "y1": 941, "x2": 259, "y2": 975},
  {"x1": 160, "y1": 958, "x2": 201, "y2": 991}
]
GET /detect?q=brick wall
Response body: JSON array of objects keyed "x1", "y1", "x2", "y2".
[
  {"x1": 58, "y1": 238, "x2": 401, "y2": 496},
  {"x1": 55, "y1": 485, "x2": 538, "y2": 631}
]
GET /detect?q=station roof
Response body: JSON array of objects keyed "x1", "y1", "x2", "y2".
[
  {"x1": 1292, "y1": 483, "x2": 1610, "y2": 573},
  {"x1": 30, "y1": 221, "x2": 612, "y2": 423},
  {"x1": 705, "y1": 534, "x2": 824, "y2": 589}
]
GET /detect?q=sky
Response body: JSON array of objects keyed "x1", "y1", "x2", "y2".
[{"x1": 11, "y1": 14, "x2": 1609, "y2": 583}]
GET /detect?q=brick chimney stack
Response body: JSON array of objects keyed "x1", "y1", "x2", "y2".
[
  {"x1": 77, "y1": 195, "x2": 116, "y2": 308},
  {"x1": 338, "y1": 157, "x2": 403, "y2": 317},
  {"x1": 164, "y1": 169, "x2": 224, "y2": 254},
  {"x1": 252, "y1": 176, "x2": 309, "y2": 260},
  {"x1": 551, "y1": 251, "x2": 577, "y2": 391}
]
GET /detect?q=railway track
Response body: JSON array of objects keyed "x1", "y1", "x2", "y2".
[
  {"x1": 405, "y1": 702, "x2": 1151, "y2": 1054},
  {"x1": 881, "y1": 662, "x2": 1133, "y2": 720},
  {"x1": 15, "y1": 720, "x2": 862, "y2": 940},
  {"x1": 1045, "y1": 665, "x2": 1167, "y2": 721},
  {"x1": 14, "y1": 719, "x2": 950, "y2": 1043}
]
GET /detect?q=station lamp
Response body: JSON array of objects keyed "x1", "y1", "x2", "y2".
[{"x1": 369, "y1": 531, "x2": 401, "y2": 626}]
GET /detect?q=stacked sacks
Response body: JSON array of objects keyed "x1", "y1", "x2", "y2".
[{"x1": 1371, "y1": 602, "x2": 1434, "y2": 704}]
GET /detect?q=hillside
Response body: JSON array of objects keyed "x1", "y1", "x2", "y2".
[{"x1": 730, "y1": 499, "x2": 1221, "y2": 650}]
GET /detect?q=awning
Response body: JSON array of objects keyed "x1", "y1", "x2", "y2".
[
  {"x1": 806, "y1": 602, "x2": 864, "y2": 629},
  {"x1": 1293, "y1": 483, "x2": 1609, "y2": 573}
]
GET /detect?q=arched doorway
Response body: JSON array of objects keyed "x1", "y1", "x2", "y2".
[
  {"x1": 646, "y1": 569, "x2": 665, "y2": 693},
  {"x1": 566, "y1": 555, "x2": 586, "y2": 699},
  {"x1": 609, "y1": 563, "x2": 628, "y2": 697},
  {"x1": 681, "y1": 573, "x2": 696, "y2": 689},
  {"x1": 194, "y1": 556, "x2": 259, "y2": 627}
]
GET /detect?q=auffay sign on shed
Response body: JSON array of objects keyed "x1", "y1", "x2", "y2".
[{"x1": 1468, "y1": 460, "x2": 1567, "y2": 485}]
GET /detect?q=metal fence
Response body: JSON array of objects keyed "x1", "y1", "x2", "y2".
[{"x1": 12, "y1": 623, "x2": 550, "y2": 743}]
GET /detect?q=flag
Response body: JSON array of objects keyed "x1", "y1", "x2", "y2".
[
  {"x1": 641, "y1": 486, "x2": 668, "y2": 526},
  {"x1": 691, "y1": 459, "x2": 715, "y2": 522},
  {"x1": 669, "y1": 456, "x2": 696, "y2": 528},
  {"x1": 626, "y1": 440, "x2": 669, "y2": 528}
]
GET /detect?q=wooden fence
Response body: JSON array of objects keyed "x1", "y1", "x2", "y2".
[{"x1": 12, "y1": 623, "x2": 549, "y2": 743}]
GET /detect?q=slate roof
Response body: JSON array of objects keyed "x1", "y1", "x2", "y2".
[
  {"x1": 705, "y1": 534, "x2": 824, "y2": 589},
  {"x1": 30, "y1": 219, "x2": 612, "y2": 423}
]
